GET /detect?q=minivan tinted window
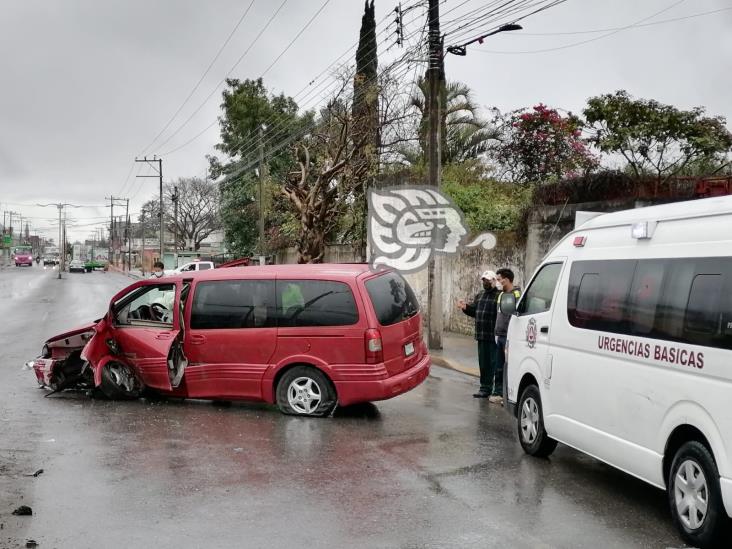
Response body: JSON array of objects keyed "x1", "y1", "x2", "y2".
[
  {"x1": 365, "y1": 271, "x2": 419, "y2": 326},
  {"x1": 277, "y1": 280, "x2": 358, "y2": 327},
  {"x1": 568, "y1": 258, "x2": 732, "y2": 350},
  {"x1": 191, "y1": 280, "x2": 276, "y2": 329}
]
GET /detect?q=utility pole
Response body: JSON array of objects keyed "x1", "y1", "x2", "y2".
[
  {"x1": 106, "y1": 196, "x2": 115, "y2": 267},
  {"x1": 171, "y1": 185, "x2": 179, "y2": 264},
  {"x1": 105, "y1": 196, "x2": 128, "y2": 268},
  {"x1": 140, "y1": 208, "x2": 146, "y2": 276},
  {"x1": 126, "y1": 215, "x2": 131, "y2": 273},
  {"x1": 426, "y1": 0, "x2": 444, "y2": 350},
  {"x1": 135, "y1": 156, "x2": 164, "y2": 264},
  {"x1": 124, "y1": 198, "x2": 130, "y2": 271},
  {"x1": 258, "y1": 124, "x2": 266, "y2": 262}
]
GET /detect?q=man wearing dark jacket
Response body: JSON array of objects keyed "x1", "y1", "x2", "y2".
[
  {"x1": 494, "y1": 268, "x2": 521, "y2": 405},
  {"x1": 458, "y1": 270, "x2": 501, "y2": 399}
]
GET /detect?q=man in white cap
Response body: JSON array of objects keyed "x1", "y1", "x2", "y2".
[{"x1": 457, "y1": 270, "x2": 501, "y2": 399}]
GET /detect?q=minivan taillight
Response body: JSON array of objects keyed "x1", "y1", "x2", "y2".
[{"x1": 365, "y1": 329, "x2": 383, "y2": 364}]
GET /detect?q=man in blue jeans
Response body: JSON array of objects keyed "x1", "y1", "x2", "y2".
[
  {"x1": 458, "y1": 270, "x2": 500, "y2": 399},
  {"x1": 494, "y1": 268, "x2": 521, "y2": 405}
]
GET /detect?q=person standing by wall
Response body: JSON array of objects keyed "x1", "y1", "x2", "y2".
[
  {"x1": 457, "y1": 270, "x2": 501, "y2": 399},
  {"x1": 494, "y1": 268, "x2": 521, "y2": 405}
]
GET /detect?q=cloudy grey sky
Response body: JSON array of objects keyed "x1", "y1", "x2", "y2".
[{"x1": 1, "y1": 0, "x2": 730, "y2": 241}]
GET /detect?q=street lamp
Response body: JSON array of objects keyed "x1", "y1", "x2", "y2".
[
  {"x1": 36, "y1": 203, "x2": 82, "y2": 279},
  {"x1": 445, "y1": 23, "x2": 523, "y2": 56}
]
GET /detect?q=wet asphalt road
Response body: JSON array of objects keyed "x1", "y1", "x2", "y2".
[{"x1": 0, "y1": 265, "x2": 689, "y2": 549}]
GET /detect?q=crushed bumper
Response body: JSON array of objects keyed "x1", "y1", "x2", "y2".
[
  {"x1": 27, "y1": 358, "x2": 55, "y2": 387},
  {"x1": 335, "y1": 354, "x2": 431, "y2": 406}
]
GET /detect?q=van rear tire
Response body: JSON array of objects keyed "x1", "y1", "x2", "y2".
[
  {"x1": 517, "y1": 384, "x2": 557, "y2": 458},
  {"x1": 276, "y1": 366, "x2": 336, "y2": 417},
  {"x1": 668, "y1": 441, "x2": 729, "y2": 548}
]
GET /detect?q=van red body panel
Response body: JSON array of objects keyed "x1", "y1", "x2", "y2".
[{"x1": 28, "y1": 264, "x2": 431, "y2": 409}]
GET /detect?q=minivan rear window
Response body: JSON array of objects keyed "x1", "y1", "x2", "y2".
[
  {"x1": 277, "y1": 280, "x2": 358, "y2": 327},
  {"x1": 365, "y1": 271, "x2": 419, "y2": 326}
]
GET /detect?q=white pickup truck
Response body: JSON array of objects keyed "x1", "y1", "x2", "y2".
[{"x1": 165, "y1": 261, "x2": 215, "y2": 275}]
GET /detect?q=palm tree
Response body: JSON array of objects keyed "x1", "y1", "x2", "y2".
[{"x1": 399, "y1": 78, "x2": 497, "y2": 165}]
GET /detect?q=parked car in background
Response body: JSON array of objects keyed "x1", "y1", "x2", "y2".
[
  {"x1": 26, "y1": 264, "x2": 430, "y2": 417},
  {"x1": 84, "y1": 259, "x2": 108, "y2": 272},
  {"x1": 165, "y1": 260, "x2": 215, "y2": 275},
  {"x1": 68, "y1": 260, "x2": 86, "y2": 273}
]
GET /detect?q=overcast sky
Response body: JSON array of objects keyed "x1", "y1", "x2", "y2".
[{"x1": 1, "y1": 0, "x2": 730, "y2": 242}]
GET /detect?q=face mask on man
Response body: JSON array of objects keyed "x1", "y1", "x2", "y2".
[
  {"x1": 153, "y1": 270, "x2": 163, "y2": 278},
  {"x1": 495, "y1": 281, "x2": 503, "y2": 290}
]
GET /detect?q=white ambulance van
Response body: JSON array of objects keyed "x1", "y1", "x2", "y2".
[{"x1": 500, "y1": 195, "x2": 732, "y2": 547}]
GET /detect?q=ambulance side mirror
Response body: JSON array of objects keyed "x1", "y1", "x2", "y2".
[{"x1": 499, "y1": 293, "x2": 517, "y2": 316}]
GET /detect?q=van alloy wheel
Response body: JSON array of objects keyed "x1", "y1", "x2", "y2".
[
  {"x1": 100, "y1": 361, "x2": 140, "y2": 399},
  {"x1": 520, "y1": 397, "x2": 539, "y2": 444},
  {"x1": 287, "y1": 377, "x2": 322, "y2": 415},
  {"x1": 674, "y1": 459, "x2": 709, "y2": 530},
  {"x1": 107, "y1": 362, "x2": 136, "y2": 393}
]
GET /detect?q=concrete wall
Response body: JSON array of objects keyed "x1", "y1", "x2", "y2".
[{"x1": 271, "y1": 198, "x2": 660, "y2": 337}]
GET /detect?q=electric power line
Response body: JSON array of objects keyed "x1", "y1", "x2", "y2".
[
  {"x1": 139, "y1": 0, "x2": 257, "y2": 157},
  {"x1": 466, "y1": 0, "x2": 692, "y2": 54},
  {"x1": 151, "y1": 0, "x2": 292, "y2": 154},
  {"x1": 159, "y1": 1, "x2": 414, "y2": 159},
  {"x1": 219, "y1": 4, "x2": 429, "y2": 169}
]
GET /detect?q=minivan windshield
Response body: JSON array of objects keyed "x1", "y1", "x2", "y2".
[{"x1": 366, "y1": 271, "x2": 419, "y2": 326}]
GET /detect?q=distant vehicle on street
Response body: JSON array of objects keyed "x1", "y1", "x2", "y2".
[
  {"x1": 68, "y1": 259, "x2": 86, "y2": 273},
  {"x1": 26, "y1": 264, "x2": 429, "y2": 417},
  {"x1": 165, "y1": 260, "x2": 215, "y2": 275},
  {"x1": 13, "y1": 246, "x2": 33, "y2": 267},
  {"x1": 43, "y1": 255, "x2": 59, "y2": 266},
  {"x1": 500, "y1": 195, "x2": 732, "y2": 548},
  {"x1": 84, "y1": 259, "x2": 108, "y2": 272}
]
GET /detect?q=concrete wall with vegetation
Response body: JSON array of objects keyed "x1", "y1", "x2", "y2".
[{"x1": 272, "y1": 198, "x2": 663, "y2": 337}]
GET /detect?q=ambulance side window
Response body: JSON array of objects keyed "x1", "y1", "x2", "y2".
[
  {"x1": 685, "y1": 274, "x2": 723, "y2": 335},
  {"x1": 518, "y1": 263, "x2": 562, "y2": 316}
]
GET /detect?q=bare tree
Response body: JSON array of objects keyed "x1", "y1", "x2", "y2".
[
  {"x1": 282, "y1": 100, "x2": 370, "y2": 263},
  {"x1": 144, "y1": 178, "x2": 221, "y2": 251}
]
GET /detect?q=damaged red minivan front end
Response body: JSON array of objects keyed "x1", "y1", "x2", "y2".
[
  {"x1": 28, "y1": 322, "x2": 98, "y2": 390},
  {"x1": 26, "y1": 278, "x2": 188, "y2": 398}
]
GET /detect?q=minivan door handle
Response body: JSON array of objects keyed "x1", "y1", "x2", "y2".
[
  {"x1": 540, "y1": 326, "x2": 549, "y2": 334},
  {"x1": 189, "y1": 334, "x2": 206, "y2": 345}
]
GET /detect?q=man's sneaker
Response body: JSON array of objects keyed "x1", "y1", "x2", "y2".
[
  {"x1": 489, "y1": 395, "x2": 503, "y2": 404},
  {"x1": 473, "y1": 391, "x2": 490, "y2": 398}
]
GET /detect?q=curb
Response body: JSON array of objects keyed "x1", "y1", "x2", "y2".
[
  {"x1": 108, "y1": 266, "x2": 144, "y2": 281},
  {"x1": 431, "y1": 356, "x2": 479, "y2": 378}
]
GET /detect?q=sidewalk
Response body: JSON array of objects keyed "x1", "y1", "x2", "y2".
[
  {"x1": 430, "y1": 332, "x2": 479, "y2": 378},
  {"x1": 107, "y1": 265, "x2": 144, "y2": 280}
]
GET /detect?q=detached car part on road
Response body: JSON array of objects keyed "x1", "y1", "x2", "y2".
[{"x1": 27, "y1": 264, "x2": 430, "y2": 416}]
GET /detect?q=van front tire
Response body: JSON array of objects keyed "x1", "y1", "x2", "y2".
[
  {"x1": 276, "y1": 366, "x2": 336, "y2": 417},
  {"x1": 668, "y1": 441, "x2": 729, "y2": 548},
  {"x1": 100, "y1": 361, "x2": 141, "y2": 400},
  {"x1": 517, "y1": 385, "x2": 557, "y2": 458}
]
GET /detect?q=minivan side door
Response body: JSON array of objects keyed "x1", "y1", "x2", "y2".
[
  {"x1": 110, "y1": 281, "x2": 182, "y2": 391},
  {"x1": 507, "y1": 262, "x2": 564, "y2": 409},
  {"x1": 183, "y1": 279, "x2": 278, "y2": 399}
]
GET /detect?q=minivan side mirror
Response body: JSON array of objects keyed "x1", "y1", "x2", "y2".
[{"x1": 499, "y1": 292, "x2": 517, "y2": 316}]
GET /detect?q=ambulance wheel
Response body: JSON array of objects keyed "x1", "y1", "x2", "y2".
[{"x1": 517, "y1": 384, "x2": 557, "y2": 458}]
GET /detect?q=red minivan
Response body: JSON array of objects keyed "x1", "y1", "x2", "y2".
[{"x1": 27, "y1": 265, "x2": 430, "y2": 416}]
